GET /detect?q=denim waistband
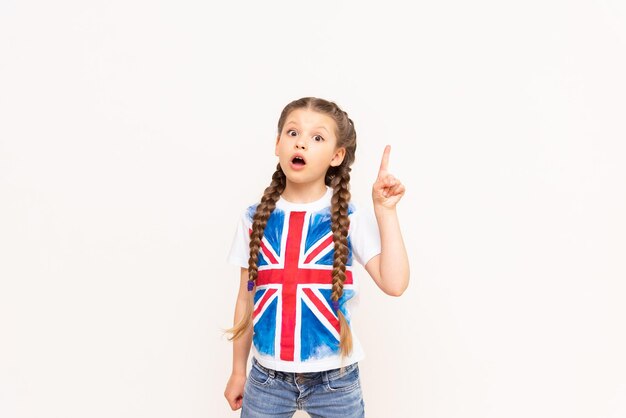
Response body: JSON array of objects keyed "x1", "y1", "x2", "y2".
[{"x1": 251, "y1": 356, "x2": 358, "y2": 383}]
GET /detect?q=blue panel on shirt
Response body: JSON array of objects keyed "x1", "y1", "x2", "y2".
[
  {"x1": 300, "y1": 300, "x2": 339, "y2": 361},
  {"x1": 254, "y1": 297, "x2": 277, "y2": 356},
  {"x1": 317, "y1": 288, "x2": 355, "y2": 323},
  {"x1": 254, "y1": 288, "x2": 266, "y2": 305},
  {"x1": 265, "y1": 209, "x2": 285, "y2": 257},
  {"x1": 305, "y1": 208, "x2": 332, "y2": 254}
]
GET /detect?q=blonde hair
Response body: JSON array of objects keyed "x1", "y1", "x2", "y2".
[{"x1": 226, "y1": 97, "x2": 357, "y2": 359}]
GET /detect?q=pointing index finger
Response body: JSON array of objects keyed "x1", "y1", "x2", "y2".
[{"x1": 379, "y1": 145, "x2": 391, "y2": 173}]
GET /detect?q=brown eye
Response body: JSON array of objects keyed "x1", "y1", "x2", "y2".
[
  {"x1": 287, "y1": 129, "x2": 297, "y2": 137},
  {"x1": 314, "y1": 135, "x2": 324, "y2": 142}
]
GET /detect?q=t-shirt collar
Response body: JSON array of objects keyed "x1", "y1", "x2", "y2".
[{"x1": 275, "y1": 186, "x2": 333, "y2": 212}]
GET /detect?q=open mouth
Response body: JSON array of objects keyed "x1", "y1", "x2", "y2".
[{"x1": 291, "y1": 156, "x2": 306, "y2": 166}]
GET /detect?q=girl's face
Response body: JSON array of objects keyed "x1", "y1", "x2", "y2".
[{"x1": 275, "y1": 108, "x2": 346, "y2": 185}]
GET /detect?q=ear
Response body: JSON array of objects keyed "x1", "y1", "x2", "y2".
[
  {"x1": 330, "y1": 147, "x2": 346, "y2": 167},
  {"x1": 274, "y1": 135, "x2": 280, "y2": 157}
]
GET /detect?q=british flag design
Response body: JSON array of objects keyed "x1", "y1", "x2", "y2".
[{"x1": 247, "y1": 204, "x2": 356, "y2": 363}]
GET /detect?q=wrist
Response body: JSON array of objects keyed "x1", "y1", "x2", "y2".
[
  {"x1": 232, "y1": 368, "x2": 247, "y2": 377},
  {"x1": 374, "y1": 204, "x2": 397, "y2": 214},
  {"x1": 232, "y1": 361, "x2": 248, "y2": 377}
]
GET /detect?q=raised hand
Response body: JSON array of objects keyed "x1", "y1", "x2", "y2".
[{"x1": 372, "y1": 145, "x2": 405, "y2": 209}]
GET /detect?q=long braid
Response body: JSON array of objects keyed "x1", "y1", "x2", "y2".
[
  {"x1": 225, "y1": 164, "x2": 286, "y2": 341},
  {"x1": 329, "y1": 165, "x2": 353, "y2": 359},
  {"x1": 248, "y1": 165, "x2": 286, "y2": 289}
]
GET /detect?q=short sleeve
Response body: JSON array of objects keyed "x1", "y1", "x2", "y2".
[
  {"x1": 349, "y1": 205, "x2": 381, "y2": 267},
  {"x1": 227, "y1": 207, "x2": 252, "y2": 269}
]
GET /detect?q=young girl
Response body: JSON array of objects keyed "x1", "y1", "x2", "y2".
[{"x1": 223, "y1": 97, "x2": 409, "y2": 417}]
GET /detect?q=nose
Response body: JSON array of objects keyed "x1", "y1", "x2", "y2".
[{"x1": 295, "y1": 136, "x2": 306, "y2": 150}]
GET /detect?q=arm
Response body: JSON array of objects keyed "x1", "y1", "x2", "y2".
[
  {"x1": 364, "y1": 145, "x2": 410, "y2": 296},
  {"x1": 365, "y1": 208, "x2": 410, "y2": 296},
  {"x1": 232, "y1": 268, "x2": 253, "y2": 375},
  {"x1": 224, "y1": 267, "x2": 253, "y2": 411}
]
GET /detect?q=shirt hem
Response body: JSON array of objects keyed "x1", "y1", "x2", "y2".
[{"x1": 252, "y1": 351, "x2": 366, "y2": 373}]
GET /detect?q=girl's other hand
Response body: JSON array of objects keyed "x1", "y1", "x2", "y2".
[
  {"x1": 372, "y1": 145, "x2": 405, "y2": 209},
  {"x1": 224, "y1": 372, "x2": 247, "y2": 410}
]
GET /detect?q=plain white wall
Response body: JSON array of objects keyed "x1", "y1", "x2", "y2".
[{"x1": 1, "y1": 1, "x2": 625, "y2": 417}]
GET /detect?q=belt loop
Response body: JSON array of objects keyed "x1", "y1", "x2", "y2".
[
  {"x1": 321, "y1": 369, "x2": 330, "y2": 385},
  {"x1": 269, "y1": 368, "x2": 276, "y2": 379}
]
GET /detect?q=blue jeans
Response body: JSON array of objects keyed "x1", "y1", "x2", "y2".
[{"x1": 241, "y1": 357, "x2": 365, "y2": 418}]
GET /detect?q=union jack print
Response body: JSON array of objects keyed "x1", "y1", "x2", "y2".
[{"x1": 248, "y1": 204, "x2": 356, "y2": 363}]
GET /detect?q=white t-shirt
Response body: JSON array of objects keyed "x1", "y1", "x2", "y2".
[{"x1": 227, "y1": 186, "x2": 381, "y2": 373}]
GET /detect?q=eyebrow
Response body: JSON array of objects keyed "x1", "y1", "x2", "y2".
[{"x1": 285, "y1": 121, "x2": 330, "y2": 134}]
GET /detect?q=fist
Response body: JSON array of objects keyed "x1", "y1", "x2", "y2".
[{"x1": 224, "y1": 373, "x2": 247, "y2": 411}]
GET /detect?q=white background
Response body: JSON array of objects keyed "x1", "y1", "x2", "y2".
[{"x1": 1, "y1": 1, "x2": 625, "y2": 417}]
